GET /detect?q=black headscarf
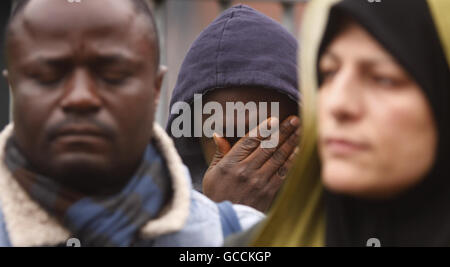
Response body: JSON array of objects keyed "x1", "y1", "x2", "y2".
[{"x1": 319, "y1": 0, "x2": 450, "y2": 246}]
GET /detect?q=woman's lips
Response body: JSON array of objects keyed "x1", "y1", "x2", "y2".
[{"x1": 323, "y1": 137, "x2": 370, "y2": 156}]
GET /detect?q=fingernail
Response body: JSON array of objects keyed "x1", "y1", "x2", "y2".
[
  {"x1": 273, "y1": 118, "x2": 279, "y2": 126},
  {"x1": 268, "y1": 117, "x2": 279, "y2": 127},
  {"x1": 213, "y1": 133, "x2": 219, "y2": 146},
  {"x1": 290, "y1": 117, "x2": 299, "y2": 127}
]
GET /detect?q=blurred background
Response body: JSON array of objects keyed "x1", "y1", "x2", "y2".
[
  {"x1": 0, "y1": 1, "x2": 11, "y2": 131},
  {"x1": 0, "y1": 0, "x2": 308, "y2": 130}
]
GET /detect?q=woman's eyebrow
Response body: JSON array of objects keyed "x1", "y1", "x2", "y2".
[
  {"x1": 320, "y1": 50, "x2": 340, "y2": 64},
  {"x1": 358, "y1": 57, "x2": 399, "y2": 70}
]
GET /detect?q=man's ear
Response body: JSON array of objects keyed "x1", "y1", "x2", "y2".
[{"x1": 153, "y1": 65, "x2": 167, "y2": 107}]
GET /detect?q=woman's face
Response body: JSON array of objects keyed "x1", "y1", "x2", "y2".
[{"x1": 318, "y1": 21, "x2": 437, "y2": 198}]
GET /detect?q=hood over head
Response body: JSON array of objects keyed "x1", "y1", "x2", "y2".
[{"x1": 166, "y1": 5, "x2": 299, "y2": 191}]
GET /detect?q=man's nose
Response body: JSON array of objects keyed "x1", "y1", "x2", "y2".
[
  {"x1": 325, "y1": 67, "x2": 365, "y2": 123},
  {"x1": 60, "y1": 69, "x2": 101, "y2": 114}
]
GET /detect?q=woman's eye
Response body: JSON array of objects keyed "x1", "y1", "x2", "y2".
[
  {"x1": 372, "y1": 75, "x2": 397, "y2": 87},
  {"x1": 320, "y1": 69, "x2": 337, "y2": 83}
]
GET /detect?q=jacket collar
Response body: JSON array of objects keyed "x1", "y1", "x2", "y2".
[{"x1": 0, "y1": 123, "x2": 190, "y2": 246}]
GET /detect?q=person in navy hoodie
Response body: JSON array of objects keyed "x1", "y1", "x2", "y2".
[{"x1": 167, "y1": 5, "x2": 300, "y2": 212}]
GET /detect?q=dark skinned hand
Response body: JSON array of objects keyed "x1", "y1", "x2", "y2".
[{"x1": 202, "y1": 115, "x2": 300, "y2": 213}]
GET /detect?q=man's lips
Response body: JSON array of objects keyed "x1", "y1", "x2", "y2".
[
  {"x1": 50, "y1": 125, "x2": 110, "y2": 141},
  {"x1": 323, "y1": 137, "x2": 370, "y2": 155}
]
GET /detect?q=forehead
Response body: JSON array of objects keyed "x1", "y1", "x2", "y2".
[
  {"x1": 8, "y1": 0, "x2": 155, "y2": 62},
  {"x1": 203, "y1": 87, "x2": 298, "y2": 123},
  {"x1": 324, "y1": 21, "x2": 394, "y2": 63},
  {"x1": 204, "y1": 87, "x2": 295, "y2": 104}
]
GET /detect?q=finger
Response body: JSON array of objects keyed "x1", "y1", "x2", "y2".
[
  {"x1": 258, "y1": 128, "x2": 300, "y2": 179},
  {"x1": 214, "y1": 133, "x2": 231, "y2": 154},
  {"x1": 209, "y1": 133, "x2": 232, "y2": 168},
  {"x1": 287, "y1": 146, "x2": 300, "y2": 164},
  {"x1": 223, "y1": 117, "x2": 278, "y2": 163},
  {"x1": 266, "y1": 146, "x2": 300, "y2": 194},
  {"x1": 244, "y1": 115, "x2": 300, "y2": 170},
  {"x1": 248, "y1": 146, "x2": 300, "y2": 212}
]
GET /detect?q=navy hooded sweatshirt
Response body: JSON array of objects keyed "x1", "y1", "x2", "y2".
[{"x1": 166, "y1": 5, "x2": 299, "y2": 192}]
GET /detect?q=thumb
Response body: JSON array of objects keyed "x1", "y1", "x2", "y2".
[{"x1": 209, "y1": 133, "x2": 231, "y2": 167}]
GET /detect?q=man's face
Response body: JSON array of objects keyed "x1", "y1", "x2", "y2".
[
  {"x1": 200, "y1": 87, "x2": 298, "y2": 164},
  {"x1": 6, "y1": 0, "x2": 164, "y2": 193}
]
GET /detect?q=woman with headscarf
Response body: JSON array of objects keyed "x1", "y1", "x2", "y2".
[{"x1": 238, "y1": 0, "x2": 450, "y2": 246}]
